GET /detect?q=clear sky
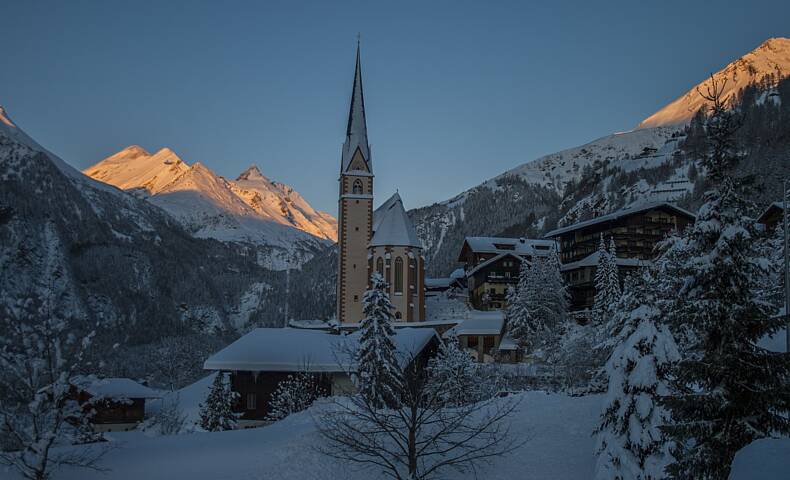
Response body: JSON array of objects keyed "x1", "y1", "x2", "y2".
[{"x1": 2, "y1": 1, "x2": 789, "y2": 213}]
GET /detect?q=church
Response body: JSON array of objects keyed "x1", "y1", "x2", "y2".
[{"x1": 336, "y1": 45, "x2": 425, "y2": 324}]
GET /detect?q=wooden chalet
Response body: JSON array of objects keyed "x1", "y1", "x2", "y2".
[
  {"x1": 457, "y1": 237, "x2": 555, "y2": 310},
  {"x1": 544, "y1": 202, "x2": 695, "y2": 312},
  {"x1": 443, "y1": 310, "x2": 520, "y2": 363},
  {"x1": 71, "y1": 377, "x2": 162, "y2": 432},
  {"x1": 203, "y1": 328, "x2": 439, "y2": 423},
  {"x1": 757, "y1": 201, "x2": 785, "y2": 232}
]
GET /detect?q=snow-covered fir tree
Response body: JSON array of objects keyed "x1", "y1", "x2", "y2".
[
  {"x1": 506, "y1": 260, "x2": 538, "y2": 347},
  {"x1": 356, "y1": 272, "x2": 402, "y2": 409},
  {"x1": 658, "y1": 77, "x2": 790, "y2": 479},
  {"x1": 267, "y1": 372, "x2": 325, "y2": 421},
  {"x1": 198, "y1": 372, "x2": 237, "y2": 432},
  {"x1": 595, "y1": 269, "x2": 679, "y2": 480},
  {"x1": 606, "y1": 237, "x2": 622, "y2": 302},
  {"x1": 540, "y1": 247, "x2": 570, "y2": 334},
  {"x1": 427, "y1": 335, "x2": 478, "y2": 407},
  {"x1": 592, "y1": 234, "x2": 612, "y2": 323}
]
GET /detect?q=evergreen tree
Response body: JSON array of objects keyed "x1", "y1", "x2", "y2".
[
  {"x1": 506, "y1": 260, "x2": 538, "y2": 347},
  {"x1": 606, "y1": 237, "x2": 622, "y2": 301},
  {"x1": 267, "y1": 372, "x2": 325, "y2": 421},
  {"x1": 593, "y1": 234, "x2": 612, "y2": 323},
  {"x1": 658, "y1": 76, "x2": 790, "y2": 479},
  {"x1": 357, "y1": 272, "x2": 402, "y2": 409},
  {"x1": 595, "y1": 269, "x2": 679, "y2": 480},
  {"x1": 198, "y1": 372, "x2": 237, "y2": 432}
]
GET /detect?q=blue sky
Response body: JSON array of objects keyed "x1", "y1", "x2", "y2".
[{"x1": 2, "y1": 1, "x2": 788, "y2": 213}]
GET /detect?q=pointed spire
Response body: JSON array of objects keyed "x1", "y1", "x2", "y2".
[{"x1": 341, "y1": 40, "x2": 371, "y2": 173}]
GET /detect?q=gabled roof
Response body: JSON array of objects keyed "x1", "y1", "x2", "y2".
[
  {"x1": 559, "y1": 251, "x2": 652, "y2": 272},
  {"x1": 341, "y1": 44, "x2": 371, "y2": 173},
  {"x1": 465, "y1": 251, "x2": 527, "y2": 278},
  {"x1": 458, "y1": 237, "x2": 555, "y2": 261},
  {"x1": 544, "y1": 201, "x2": 696, "y2": 238},
  {"x1": 203, "y1": 327, "x2": 437, "y2": 373},
  {"x1": 370, "y1": 193, "x2": 422, "y2": 248},
  {"x1": 72, "y1": 376, "x2": 162, "y2": 400},
  {"x1": 443, "y1": 310, "x2": 505, "y2": 337}
]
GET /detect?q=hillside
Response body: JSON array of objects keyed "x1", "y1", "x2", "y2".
[
  {"x1": 411, "y1": 37, "x2": 790, "y2": 276},
  {"x1": 0, "y1": 106, "x2": 336, "y2": 387}
]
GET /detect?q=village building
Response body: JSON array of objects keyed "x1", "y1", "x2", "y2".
[
  {"x1": 71, "y1": 377, "x2": 162, "y2": 432},
  {"x1": 457, "y1": 237, "x2": 555, "y2": 310},
  {"x1": 442, "y1": 310, "x2": 520, "y2": 363},
  {"x1": 757, "y1": 201, "x2": 785, "y2": 232},
  {"x1": 544, "y1": 201, "x2": 695, "y2": 311},
  {"x1": 336, "y1": 44, "x2": 425, "y2": 323},
  {"x1": 203, "y1": 328, "x2": 438, "y2": 423}
]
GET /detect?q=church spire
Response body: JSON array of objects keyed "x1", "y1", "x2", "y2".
[{"x1": 341, "y1": 41, "x2": 371, "y2": 172}]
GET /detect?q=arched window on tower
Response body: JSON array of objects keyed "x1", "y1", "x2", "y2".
[
  {"x1": 376, "y1": 257, "x2": 384, "y2": 276},
  {"x1": 352, "y1": 179, "x2": 363, "y2": 194},
  {"x1": 394, "y1": 257, "x2": 403, "y2": 293}
]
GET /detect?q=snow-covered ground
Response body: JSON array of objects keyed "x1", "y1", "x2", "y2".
[{"x1": 13, "y1": 390, "x2": 786, "y2": 480}]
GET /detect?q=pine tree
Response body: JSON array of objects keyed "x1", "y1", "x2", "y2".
[
  {"x1": 506, "y1": 260, "x2": 538, "y2": 347},
  {"x1": 267, "y1": 372, "x2": 325, "y2": 421},
  {"x1": 595, "y1": 269, "x2": 679, "y2": 480},
  {"x1": 357, "y1": 272, "x2": 402, "y2": 409},
  {"x1": 606, "y1": 237, "x2": 622, "y2": 302},
  {"x1": 658, "y1": 76, "x2": 790, "y2": 479},
  {"x1": 593, "y1": 234, "x2": 611, "y2": 323},
  {"x1": 198, "y1": 372, "x2": 237, "y2": 432}
]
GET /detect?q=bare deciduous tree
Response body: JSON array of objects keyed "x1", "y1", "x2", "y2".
[{"x1": 316, "y1": 350, "x2": 523, "y2": 480}]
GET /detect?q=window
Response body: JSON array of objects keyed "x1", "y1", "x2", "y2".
[
  {"x1": 246, "y1": 393, "x2": 257, "y2": 410},
  {"x1": 467, "y1": 336, "x2": 479, "y2": 348},
  {"x1": 376, "y1": 257, "x2": 384, "y2": 276},
  {"x1": 395, "y1": 311, "x2": 402, "y2": 320},
  {"x1": 352, "y1": 179, "x2": 363, "y2": 194},
  {"x1": 394, "y1": 257, "x2": 403, "y2": 293}
]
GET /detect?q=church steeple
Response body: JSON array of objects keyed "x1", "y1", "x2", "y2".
[{"x1": 341, "y1": 42, "x2": 371, "y2": 173}]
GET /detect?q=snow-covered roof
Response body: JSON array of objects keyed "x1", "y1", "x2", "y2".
[
  {"x1": 72, "y1": 377, "x2": 162, "y2": 400},
  {"x1": 461, "y1": 237, "x2": 555, "y2": 257},
  {"x1": 465, "y1": 252, "x2": 526, "y2": 278},
  {"x1": 444, "y1": 311, "x2": 505, "y2": 337},
  {"x1": 370, "y1": 193, "x2": 422, "y2": 248},
  {"x1": 203, "y1": 327, "x2": 437, "y2": 373},
  {"x1": 560, "y1": 251, "x2": 652, "y2": 272},
  {"x1": 425, "y1": 277, "x2": 452, "y2": 288},
  {"x1": 449, "y1": 267, "x2": 466, "y2": 280},
  {"x1": 341, "y1": 45, "x2": 371, "y2": 173},
  {"x1": 544, "y1": 201, "x2": 695, "y2": 238},
  {"x1": 497, "y1": 335, "x2": 519, "y2": 351}
]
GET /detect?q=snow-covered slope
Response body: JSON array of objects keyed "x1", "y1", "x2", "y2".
[
  {"x1": 231, "y1": 165, "x2": 337, "y2": 241},
  {"x1": 638, "y1": 37, "x2": 790, "y2": 129},
  {"x1": 21, "y1": 391, "x2": 786, "y2": 480},
  {"x1": 83, "y1": 146, "x2": 190, "y2": 196},
  {"x1": 491, "y1": 127, "x2": 679, "y2": 193},
  {"x1": 84, "y1": 147, "x2": 336, "y2": 251}
]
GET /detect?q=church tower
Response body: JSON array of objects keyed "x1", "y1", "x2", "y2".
[{"x1": 337, "y1": 44, "x2": 373, "y2": 323}]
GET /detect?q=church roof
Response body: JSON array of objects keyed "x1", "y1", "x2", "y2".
[
  {"x1": 341, "y1": 44, "x2": 371, "y2": 173},
  {"x1": 371, "y1": 193, "x2": 422, "y2": 248}
]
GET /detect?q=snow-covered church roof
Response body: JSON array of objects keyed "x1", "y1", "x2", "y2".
[
  {"x1": 341, "y1": 44, "x2": 371, "y2": 173},
  {"x1": 203, "y1": 327, "x2": 437, "y2": 373},
  {"x1": 370, "y1": 192, "x2": 422, "y2": 248}
]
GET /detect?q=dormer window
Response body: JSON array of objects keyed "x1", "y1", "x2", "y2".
[{"x1": 352, "y1": 179, "x2": 363, "y2": 194}]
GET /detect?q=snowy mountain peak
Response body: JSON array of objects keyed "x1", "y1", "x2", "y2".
[
  {"x1": 0, "y1": 106, "x2": 17, "y2": 128},
  {"x1": 237, "y1": 164, "x2": 268, "y2": 182},
  {"x1": 637, "y1": 37, "x2": 790, "y2": 129},
  {"x1": 85, "y1": 147, "x2": 338, "y2": 243}
]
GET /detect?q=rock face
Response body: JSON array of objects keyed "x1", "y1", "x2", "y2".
[
  {"x1": 637, "y1": 37, "x2": 790, "y2": 129},
  {"x1": 84, "y1": 148, "x2": 337, "y2": 254}
]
